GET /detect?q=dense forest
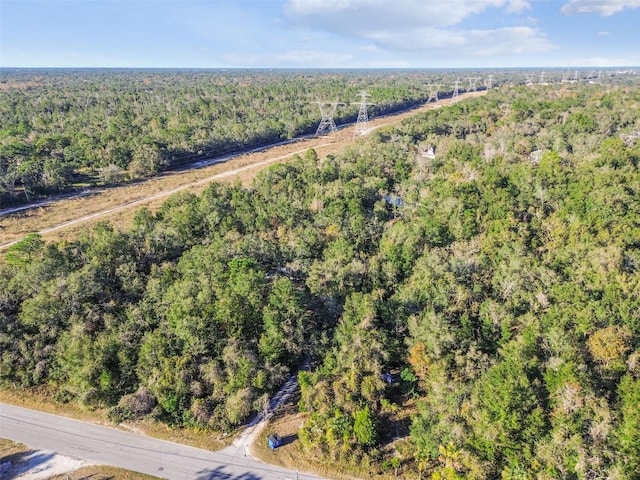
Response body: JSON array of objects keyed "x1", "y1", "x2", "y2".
[
  {"x1": 0, "y1": 69, "x2": 470, "y2": 207},
  {"x1": 2, "y1": 78, "x2": 640, "y2": 479}
]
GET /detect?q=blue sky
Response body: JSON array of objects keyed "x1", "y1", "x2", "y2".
[{"x1": 1, "y1": 0, "x2": 639, "y2": 68}]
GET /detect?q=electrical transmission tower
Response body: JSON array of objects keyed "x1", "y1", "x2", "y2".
[
  {"x1": 313, "y1": 100, "x2": 344, "y2": 137},
  {"x1": 451, "y1": 79, "x2": 460, "y2": 104},
  {"x1": 525, "y1": 73, "x2": 535, "y2": 86},
  {"x1": 539, "y1": 71, "x2": 546, "y2": 85},
  {"x1": 352, "y1": 91, "x2": 375, "y2": 138},
  {"x1": 467, "y1": 77, "x2": 480, "y2": 92},
  {"x1": 427, "y1": 84, "x2": 440, "y2": 103},
  {"x1": 485, "y1": 75, "x2": 494, "y2": 90}
]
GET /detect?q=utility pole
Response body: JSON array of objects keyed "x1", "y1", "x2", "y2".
[{"x1": 352, "y1": 90, "x2": 375, "y2": 138}]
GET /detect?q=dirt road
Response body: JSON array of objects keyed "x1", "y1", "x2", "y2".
[{"x1": 0, "y1": 92, "x2": 485, "y2": 250}]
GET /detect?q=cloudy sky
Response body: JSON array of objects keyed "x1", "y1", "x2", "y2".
[{"x1": 1, "y1": 0, "x2": 639, "y2": 68}]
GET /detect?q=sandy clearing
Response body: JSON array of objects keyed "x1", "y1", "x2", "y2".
[{"x1": 1, "y1": 449, "x2": 90, "y2": 480}]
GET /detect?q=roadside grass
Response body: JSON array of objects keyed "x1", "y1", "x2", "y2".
[
  {"x1": 0, "y1": 93, "x2": 484, "y2": 247},
  {"x1": 0, "y1": 438, "x2": 30, "y2": 463},
  {"x1": 0, "y1": 386, "x2": 110, "y2": 424},
  {"x1": 250, "y1": 395, "x2": 417, "y2": 480},
  {"x1": 0, "y1": 386, "x2": 230, "y2": 452},
  {"x1": 46, "y1": 465, "x2": 163, "y2": 480},
  {"x1": 250, "y1": 403, "x2": 353, "y2": 480}
]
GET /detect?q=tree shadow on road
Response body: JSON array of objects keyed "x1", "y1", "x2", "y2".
[
  {"x1": 195, "y1": 466, "x2": 263, "y2": 480},
  {"x1": 196, "y1": 466, "x2": 233, "y2": 480},
  {"x1": 233, "y1": 474, "x2": 262, "y2": 480},
  {"x1": 1, "y1": 450, "x2": 56, "y2": 480}
]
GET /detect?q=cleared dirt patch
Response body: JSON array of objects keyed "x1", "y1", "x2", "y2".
[
  {"x1": 0, "y1": 440, "x2": 161, "y2": 480},
  {"x1": 1, "y1": 448, "x2": 88, "y2": 480}
]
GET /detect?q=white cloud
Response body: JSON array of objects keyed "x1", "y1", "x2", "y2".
[
  {"x1": 597, "y1": 31, "x2": 610, "y2": 35},
  {"x1": 504, "y1": 0, "x2": 532, "y2": 13},
  {"x1": 561, "y1": 0, "x2": 640, "y2": 16},
  {"x1": 282, "y1": 0, "x2": 556, "y2": 61},
  {"x1": 285, "y1": 0, "x2": 531, "y2": 32},
  {"x1": 369, "y1": 26, "x2": 555, "y2": 57}
]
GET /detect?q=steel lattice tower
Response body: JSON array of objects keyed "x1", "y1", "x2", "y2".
[
  {"x1": 352, "y1": 91, "x2": 375, "y2": 138},
  {"x1": 467, "y1": 77, "x2": 480, "y2": 92},
  {"x1": 427, "y1": 83, "x2": 440, "y2": 103},
  {"x1": 525, "y1": 73, "x2": 535, "y2": 86},
  {"x1": 485, "y1": 75, "x2": 494, "y2": 90},
  {"x1": 451, "y1": 79, "x2": 460, "y2": 104},
  {"x1": 313, "y1": 100, "x2": 344, "y2": 137}
]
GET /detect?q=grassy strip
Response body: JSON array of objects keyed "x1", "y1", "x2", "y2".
[
  {"x1": 46, "y1": 465, "x2": 163, "y2": 480},
  {"x1": 0, "y1": 438, "x2": 30, "y2": 463},
  {"x1": 0, "y1": 386, "x2": 229, "y2": 452},
  {"x1": 250, "y1": 406, "x2": 408, "y2": 480},
  {"x1": 249, "y1": 389, "x2": 420, "y2": 480}
]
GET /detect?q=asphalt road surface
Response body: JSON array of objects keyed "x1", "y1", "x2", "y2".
[{"x1": 0, "y1": 403, "x2": 322, "y2": 480}]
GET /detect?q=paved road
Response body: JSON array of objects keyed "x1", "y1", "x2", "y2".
[{"x1": 0, "y1": 403, "x2": 321, "y2": 480}]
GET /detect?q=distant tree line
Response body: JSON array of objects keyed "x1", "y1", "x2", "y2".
[{"x1": 0, "y1": 69, "x2": 453, "y2": 207}]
